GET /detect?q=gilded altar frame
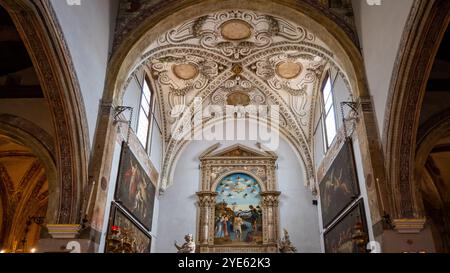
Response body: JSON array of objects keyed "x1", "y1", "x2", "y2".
[{"x1": 197, "y1": 144, "x2": 280, "y2": 253}]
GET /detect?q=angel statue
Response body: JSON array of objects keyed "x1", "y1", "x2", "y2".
[
  {"x1": 174, "y1": 234, "x2": 196, "y2": 253},
  {"x1": 279, "y1": 229, "x2": 297, "y2": 253}
]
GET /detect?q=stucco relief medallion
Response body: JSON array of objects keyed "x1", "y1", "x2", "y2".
[
  {"x1": 226, "y1": 92, "x2": 251, "y2": 106},
  {"x1": 276, "y1": 61, "x2": 302, "y2": 79},
  {"x1": 172, "y1": 63, "x2": 199, "y2": 80},
  {"x1": 220, "y1": 19, "x2": 253, "y2": 40}
]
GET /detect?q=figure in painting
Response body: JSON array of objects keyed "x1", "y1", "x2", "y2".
[
  {"x1": 134, "y1": 177, "x2": 151, "y2": 225},
  {"x1": 124, "y1": 161, "x2": 140, "y2": 204},
  {"x1": 233, "y1": 215, "x2": 243, "y2": 241},
  {"x1": 321, "y1": 167, "x2": 354, "y2": 226},
  {"x1": 174, "y1": 234, "x2": 196, "y2": 253},
  {"x1": 215, "y1": 215, "x2": 225, "y2": 238}
]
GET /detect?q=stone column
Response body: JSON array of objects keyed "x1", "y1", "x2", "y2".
[
  {"x1": 261, "y1": 191, "x2": 281, "y2": 249},
  {"x1": 196, "y1": 192, "x2": 217, "y2": 249},
  {"x1": 88, "y1": 101, "x2": 118, "y2": 252}
]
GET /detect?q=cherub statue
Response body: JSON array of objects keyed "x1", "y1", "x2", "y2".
[
  {"x1": 279, "y1": 229, "x2": 297, "y2": 253},
  {"x1": 174, "y1": 234, "x2": 196, "y2": 253}
]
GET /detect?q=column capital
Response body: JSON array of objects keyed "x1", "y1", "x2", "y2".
[
  {"x1": 260, "y1": 191, "x2": 281, "y2": 206},
  {"x1": 260, "y1": 191, "x2": 281, "y2": 196},
  {"x1": 196, "y1": 191, "x2": 217, "y2": 207},
  {"x1": 46, "y1": 224, "x2": 81, "y2": 239},
  {"x1": 393, "y1": 218, "x2": 426, "y2": 234}
]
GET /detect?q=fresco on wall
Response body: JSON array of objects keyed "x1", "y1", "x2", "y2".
[
  {"x1": 214, "y1": 173, "x2": 263, "y2": 245},
  {"x1": 319, "y1": 139, "x2": 360, "y2": 228},
  {"x1": 115, "y1": 142, "x2": 156, "y2": 231}
]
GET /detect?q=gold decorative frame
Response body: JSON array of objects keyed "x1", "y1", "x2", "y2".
[{"x1": 196, "y1": 144, "x2": 280, "y2": 253}]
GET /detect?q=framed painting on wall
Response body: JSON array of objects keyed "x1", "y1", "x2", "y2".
[
  {"x1": 105, "y1": 202, "x2": 152, "y2": 253},
  {"x1": 114, "y1": 142, "x2": 156, "y2": 231},
  {"x1": 319, "y1": 138, "x2": 360, "y2": 228},
  {"x1": 323, "y1": 200, "x2": 368, "y2": 253}
]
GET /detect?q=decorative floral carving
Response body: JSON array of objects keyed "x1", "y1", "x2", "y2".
[
  {"x1": 161, "y1": 11, "x2": 315, "y2": 60},
  {"x1": 151, "y1": 55, "x2": 220, "y2": 96}
]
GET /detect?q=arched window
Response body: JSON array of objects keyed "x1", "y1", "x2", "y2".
[
  {"x1": 321, "y1": 73, "x2": 337, "y2": 149},
  {"x1": 136, "y1": 76, "x2": 154, "y2": 150}
]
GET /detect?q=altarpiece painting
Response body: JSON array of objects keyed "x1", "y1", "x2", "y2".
[
  {"x1": 214, "y1": 173, "x2": 263, "y2": 245},
  {"x1": 197, "y1": 144, "x2": 280, "y2": 253}
]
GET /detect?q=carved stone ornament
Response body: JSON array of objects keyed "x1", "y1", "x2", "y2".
[
  {"x1": 174, "y1": 233, "x2": 196, "y2": 253},
  {"x1": 279, "y1": 229, "x2": 297, "y2": 253}
]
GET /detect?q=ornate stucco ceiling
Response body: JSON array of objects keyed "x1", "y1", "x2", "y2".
[
  {"x1": 143, "y1": 10, "x2": 335, "y2": 142},
  {"x1": 114, "y1": 0, "x2": 357, "y2": 52},
  {"x1": 125, "y1": 9, "x2": 351, "y2": 191}
]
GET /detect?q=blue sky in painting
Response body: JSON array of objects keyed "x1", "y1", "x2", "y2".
[{"x1": 215, "y1": 173, "x2": 261, "y2": 211}]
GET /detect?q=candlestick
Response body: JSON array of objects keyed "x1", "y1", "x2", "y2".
[{"x1": 85, "y1": 180, "x2": 96, "y2": 216}]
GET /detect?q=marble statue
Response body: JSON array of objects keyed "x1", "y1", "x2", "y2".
[
  {"x1": 279, "y1": 229, "x2": 297, "y2": 253},
  {"x1": 174, "y1": 234, "x2": 196, "y2": 253}
]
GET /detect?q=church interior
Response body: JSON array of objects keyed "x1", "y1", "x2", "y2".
[{"x1": 0, "y1": 0, "x2": 449, "y2": 253}]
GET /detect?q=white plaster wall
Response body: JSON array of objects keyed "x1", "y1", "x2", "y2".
[
  {"x1": 0, "y1": 99, "x2": 54, "y2": 135},
  {"x1": 352, "y1": 0, "x2": 414, "y2": 135},
  {"x1": 122, "y1": 77, "x2": 142, "y2": 131},
  {"x1": 149, "y1": 121, "x2": 163, "y2": 172},
  {"x1": 352, "y1": 136, "x2": 374, "y2": 242},
  {"x1": 155, "y1": 136, "x2": 321, "y2": 252},
  {"x1": 50, "y1": 0, "x2": 119, "y2": 145}
]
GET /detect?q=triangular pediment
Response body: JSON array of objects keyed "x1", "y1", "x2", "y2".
[{"x1": 200, "y1": 144, "x2": 276, "y2": 159}]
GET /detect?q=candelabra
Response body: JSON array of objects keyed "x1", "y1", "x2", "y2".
[
  {"x1": 352, "y1": 218, "x2": 369, "y2": 253},
  {"x1": 105, "y1": 225, "x2": 137, "y2": 253}
]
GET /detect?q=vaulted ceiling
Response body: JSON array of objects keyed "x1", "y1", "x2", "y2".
[
  {"x1": 125, "y1": 9, "x2": 352, "y2": 190},
  {"x1": 113, "y1": 0, "x2": 358, "y2": 52},
  {"x1": 0, "y1": 135, "x2": 48, "y2": 251}
]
